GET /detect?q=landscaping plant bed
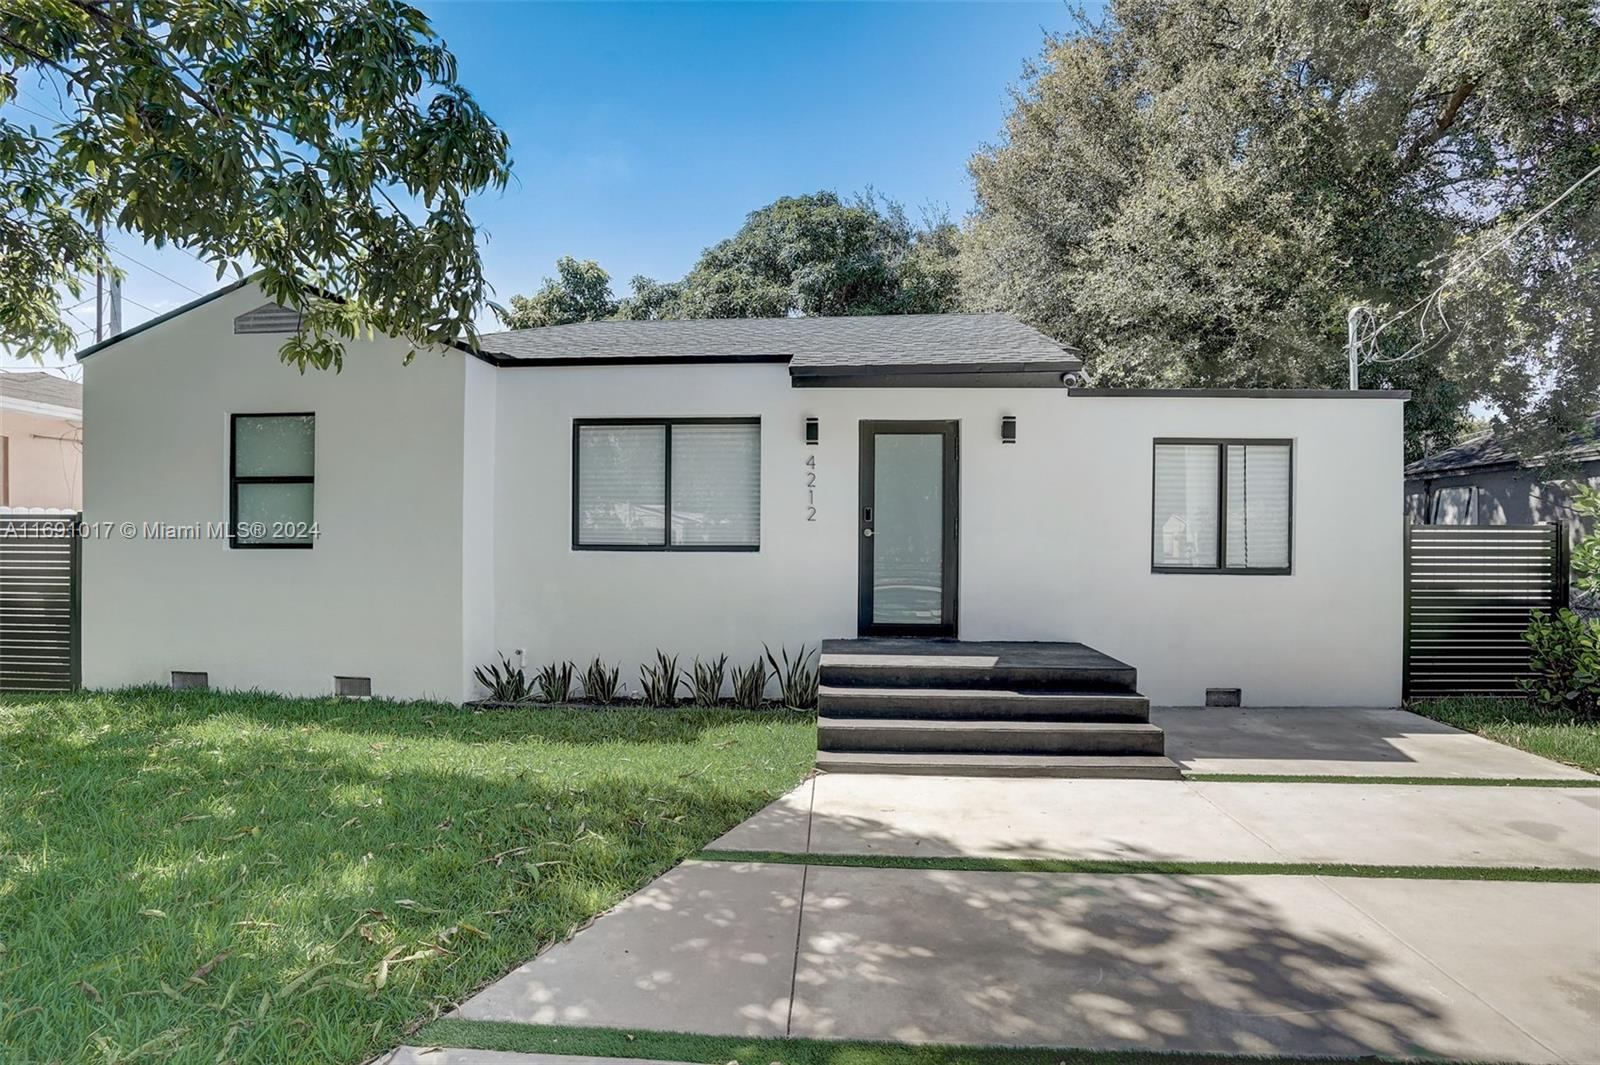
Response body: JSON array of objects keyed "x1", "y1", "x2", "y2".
[{"x1": 466, "y1": 698, "x2": 816, "y2": 712}]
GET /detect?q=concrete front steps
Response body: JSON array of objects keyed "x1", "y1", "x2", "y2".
[{"x1": 816, "y1": 639, "x2": 1182, "y2": 779}]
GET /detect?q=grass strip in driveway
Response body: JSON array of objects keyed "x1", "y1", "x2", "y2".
[
  {"x1": 0, "y1": 688, "x2": 815, "y2": 1065},
  {"x1": 416, "y1": 1019, "x2": 1490, "y2": 1064},
  {"x1": 694, "y1": 850, "x2": 1600, "y2": 882},
  {"x1": 1406, "y1": 697, "x2": 1600, "y2": 774},
  {"x1": 1185, "y1": 773, "x2": 1600, "y2": 786}
]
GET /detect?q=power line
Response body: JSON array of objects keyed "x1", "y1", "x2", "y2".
[
  {"x1": 1359, "y1": 160, "x2": 1600, "y2": 368},
  {"x1": 3, "y1": 100, "x2": 64, "y2": 125},
  {"x1": 19, "y1": 87, "x2": 73, "y2": 121},
  {"x1": 120, "y1": 293, "x2": 163, "y2": 315},
  {"x1": 108, "y1": 245, "x2": 206, "y2": 296}
]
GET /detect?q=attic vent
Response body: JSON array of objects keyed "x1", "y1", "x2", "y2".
[
  {"x1": 1205, "y1": 687, "x2": 1242, "y2": 707},
  {"x1": 171, "y1": 670, "x2": 208, "y2": 690},
  {"x1": 233, "y1": 303, "x2": 303, "y2": 334},
  {"x1": 334, "y1": 675, "x2": 372, "y2": 698}
]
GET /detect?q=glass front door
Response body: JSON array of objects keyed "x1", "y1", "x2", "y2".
[{"x1": 858, "y1": 421, "x2": 958, "y2": 636}]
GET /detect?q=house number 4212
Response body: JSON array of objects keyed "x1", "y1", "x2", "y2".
[{"x1": 805, "y1": 454, "x2": 817, "y2": 522}]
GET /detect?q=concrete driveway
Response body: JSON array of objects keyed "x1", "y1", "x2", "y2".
[{"x1": 406, "y1": 709, "x2": 1600, "y2": 1064}]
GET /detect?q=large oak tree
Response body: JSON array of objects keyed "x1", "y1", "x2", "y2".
[{"x1": 962, "y1": 0, "x2": 1599, "y2": 455}]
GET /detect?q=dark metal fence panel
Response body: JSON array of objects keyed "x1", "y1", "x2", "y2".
[
  {"x1": 0, "y1": 514, "x2": 81, "y2": 692},
  {"x1": 1403, "y1": 523, "x2": 1565, "y2": 699}
]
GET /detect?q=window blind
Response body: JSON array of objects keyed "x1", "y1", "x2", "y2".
[
  {"x1": 1225, "y1": 443, "x2": 1291, "y2": 569},
  {"x1": 1152, "y1": 443, "x2": 1220, "y2": 568},
  {"x1": 575, "y1": 424, "x2": 666, "y2": 545},
  {"x1": 670, "y1": 423, "x2": 760, "y2": 546}
]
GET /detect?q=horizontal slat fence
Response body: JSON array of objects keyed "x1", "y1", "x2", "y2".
[
  {"x1": 0, "y1": 515, "x2": 81, "y2": 692},
  {"x1": 1404, "y1": 523, "x2": 1567, "y2": 699}
]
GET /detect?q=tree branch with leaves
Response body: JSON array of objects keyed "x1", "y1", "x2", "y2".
[{"x1": 1, "y1": 0, "x2": 511, "y2": 370}]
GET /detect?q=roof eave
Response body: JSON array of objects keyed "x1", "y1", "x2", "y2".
[{"x1": 73, "y1": 275, "x2": 492, "y2": 364}]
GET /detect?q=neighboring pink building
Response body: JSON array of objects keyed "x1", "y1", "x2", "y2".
[{"x1": 0, "y1": 371, "x2": 83, "y2": 510}]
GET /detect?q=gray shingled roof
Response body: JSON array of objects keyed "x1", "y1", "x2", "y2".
[
  {"x1": 0, "y1": 371, "x2": 82, "y2": 412},
  {"x1": 1405, "y1": 411, "x2": 1600, "y2": 476},
  {"x1": 477, "y1": 313, "x2": 1077, "y2": 369}
]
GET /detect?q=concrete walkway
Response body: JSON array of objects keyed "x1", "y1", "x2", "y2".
[
  {"x1": 710, "y1": 774, "x2": 1600, "y2": 868},
  {"x1": 406, "y1": 710, "x2": 1600, "y2": 1064},
  {"x1": 452, "y1": 858, "x2": 1599, "y2": 1062},
  {"x1": 1157, "y1": 706, "x2": 1595, "y2": 779}
]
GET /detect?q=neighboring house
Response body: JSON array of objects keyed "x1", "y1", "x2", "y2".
[
  {"x1": 75, "y1": 280, "x2": 1407, "y2": 706},
  {"x1": 1404, "y1": 414, "x2": 1599, "y2": 610},
  {"x1": 0, "y1": 371, "x2": 83, "y2": 510}
]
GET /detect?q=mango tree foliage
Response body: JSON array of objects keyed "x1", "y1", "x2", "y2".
[
  {"x1": 0, "y1": 0, "x2": 511, "y2": 369},
  {"x1": 963, "y1": 0, "x2": 1600, "y2": 455}
]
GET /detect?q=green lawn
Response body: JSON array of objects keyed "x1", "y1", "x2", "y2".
[
  {"x1": 1409, "y1": 697, "x2": 1600, "y2": 774},
  {"x1": 0, "y1": 688, "x2": 815, "y2": 1064}
]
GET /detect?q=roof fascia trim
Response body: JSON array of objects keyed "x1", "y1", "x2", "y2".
[{"x1": 1068, "y1": 387, "x2": 1412, "y2": 400}]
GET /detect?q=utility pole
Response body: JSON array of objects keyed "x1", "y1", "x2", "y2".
[
  {"x1": 1346, "y1": 305, "x2": 1364, "y2": 390},
  {"x1": 95, "y1": 222, "x2": 104, "y2": 343}
]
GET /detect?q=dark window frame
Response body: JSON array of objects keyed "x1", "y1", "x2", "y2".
[
  {"x1": 572, "y1": 417, "x2": 761, "y2": 552},
  {"x1": 1151, "y1": 437, "x2": 1294, "y2": 575},
  {"x1": 230, "y1": 412, "x2": 315, "y2": 550}
]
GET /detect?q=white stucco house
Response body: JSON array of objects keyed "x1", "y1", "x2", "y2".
[{"x1": 77, "y1": 279, "x2": 1407, "y2": 712}]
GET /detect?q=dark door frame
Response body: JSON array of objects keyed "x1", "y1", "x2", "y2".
[{"x1": 857, "y1": 420, "x2": 960, "y2": 638}]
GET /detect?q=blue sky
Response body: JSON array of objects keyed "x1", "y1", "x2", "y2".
[{"x1": 14, "y1": 1, "x2": 1090, "y2": 371}]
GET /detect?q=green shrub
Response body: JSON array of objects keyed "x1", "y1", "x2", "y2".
[
  {"x1": 731, "y1": 658, "x2": 769, "y2": 710},
  {"x1": 1569, "y1": 483, "x2": 1599, "y2": 602},
  {"x1": 689, "y1": 654, "x2": 728, "y2": 706},
  {"x1": 473, "y1": 655, "x2": 532, "y2": 704},
  {"x1": 582, "y1": 657, "x2": 621, "y2": 705},
  {"x1": 764, "y1": 643, "x2": 819, "y2": 710},
  {"x1": 639, "y1": 651, "x2": 682, "y2": 707},
  {"x1": 534, "y1": 660, "x2": 577, "y2": 703},
  {"x1": 1521, "y1": 608, "x2": 1600, "y2": 720}
]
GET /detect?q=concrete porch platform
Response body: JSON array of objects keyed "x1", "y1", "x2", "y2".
[
  {"x1": 452, "y1": 860, "x2": 1600, "y2": 1063},
  {"x1": 819, "y1": 638, "x2": 1139, "y2": 691},
  {"x1": 818, "y1": 639, "x2": 1180, "y2": 778}
]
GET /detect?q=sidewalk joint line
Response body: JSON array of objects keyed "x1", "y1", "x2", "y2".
[
  {"x1": 1185, "y1": 777, "x2": 1286, "y2": 861},
  {"x1": 784, "y1": 776, "x2": 817, "y2": 1037},
  {"x1": 1314, "y1": 875, "x2": 1567, "y2": 1062}
]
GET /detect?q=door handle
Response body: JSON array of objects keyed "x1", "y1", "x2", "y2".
[{"x1": 863, "y1": 528, "x2": 875, "y2": 538}]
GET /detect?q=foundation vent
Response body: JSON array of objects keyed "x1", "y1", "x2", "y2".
[
  {"x1": 334, "y1": 676, "x2": 372, "y2": 698},
  {"x1": 171, "y1": 671, "x2": 208, "y2": 691}
]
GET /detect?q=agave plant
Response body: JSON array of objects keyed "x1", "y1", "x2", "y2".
[
  {"x1": 583, "y1": 657, "x2": 621, "y2": 706},
  {"x1": 639, "y1": 650, "x2": 682, "y2": 707},
  {"x1": 730, "y1": 658, "x2": 769, "y2": 710},
  {"x1": 764, "y1": 643, "x2": 819, "y2": 710},
  {"x1": 474, "y1": 655, "x2": 532, "y2": 704},
  {"x1": 534, "y1": 660, "x2": 578, "y2": 703},
  {"x1": 689, "y1": 654, "x2": 728, "y2": 706}
]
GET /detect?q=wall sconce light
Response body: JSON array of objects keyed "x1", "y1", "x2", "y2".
[
  {"x1": 805, "y1": 417, "x2": 819, "y2": 445},
  {"x1": 1001, "y1": 415, "x2": 1017, "y2": 444}
]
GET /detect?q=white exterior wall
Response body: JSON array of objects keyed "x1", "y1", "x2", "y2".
[
  {"x1": 82, "y1": 284, "x2": 476, "y2": 701},
  {"x1": 82, "y1": 299, "x2": 1403, "y2": 707},
  {"x1": 494, "y1": 365, "x2": 1403, "y2": 706}
]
